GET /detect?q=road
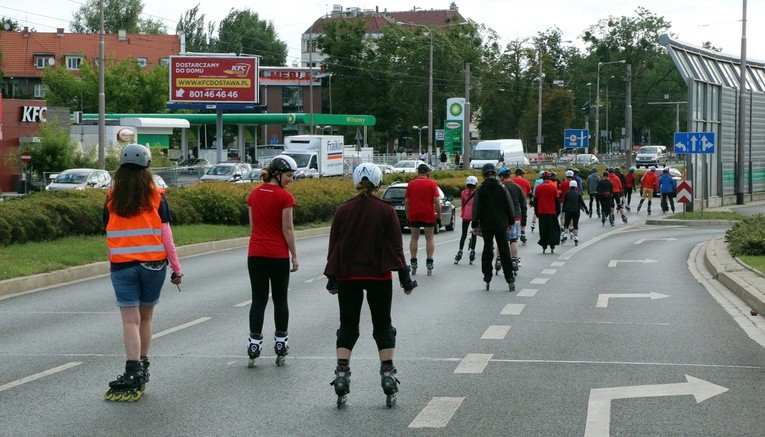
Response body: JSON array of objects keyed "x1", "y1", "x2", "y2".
[{"x1": 1, "y1": 210, "x2": 763, "y2": 436}]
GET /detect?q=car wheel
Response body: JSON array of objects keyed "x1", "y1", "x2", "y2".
[{"x1": 445, "y1": 211, "x2": 455, "y2": 231}]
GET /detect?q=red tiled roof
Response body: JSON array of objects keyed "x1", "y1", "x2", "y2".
[
  {"x1": 306, "y1": 9, "x2": 465, "y2": 34},
  {"x1": 0, "y1": 30, "x2": 181, "y2": 78}
]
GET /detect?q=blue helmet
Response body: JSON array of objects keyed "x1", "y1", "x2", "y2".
[{"x1": 498, "y1": 166, "x2": 511, "y2": 177}]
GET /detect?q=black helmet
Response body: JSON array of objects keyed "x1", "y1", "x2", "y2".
[
  {"x1": 591, "y1": 167, "x2": 598, "y2": 173},
  {"x1": 417, "y1": 163, "x2": 431, "y2": 173},
  {"x1": 482, "y1": 163, "x2": 497, "y2": 176},
  {"x1": 515, "y1": 168, "x2": 524, "y2": 175}
]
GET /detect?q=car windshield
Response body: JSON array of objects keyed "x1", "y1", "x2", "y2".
[
  {"x1": 243, "y1": 170, "x2": 260, "y2": 180},
  {"x1": 382, "y1": 187, "x2": 406, "y2": 201},
  {"x1": 394, "y1": 161, "x2": 416, "y2": 169},
  {"x1": 472, "y1": 149, "x2": 501, "y2": 160},
  {"x1": 638, "y1": 147, "x2": 659, "y2": 154},
  {"x1": 209, "y1": 165, "x2": 234, "y2": 175},
  {"x1": 54, "y1": 172, "x2": 88, "y2": 184}
]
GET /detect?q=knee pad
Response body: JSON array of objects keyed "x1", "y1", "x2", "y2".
[
  {"x1": 373, "y1": 326, "x2": 396, "y2": 350},
  {"x1": 336, "y1": 327, "x2": 360, "y2": 350}
]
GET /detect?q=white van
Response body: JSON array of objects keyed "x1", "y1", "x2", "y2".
[{"x1": 469, "y1": 139, "x2": 528, "y2": 170}]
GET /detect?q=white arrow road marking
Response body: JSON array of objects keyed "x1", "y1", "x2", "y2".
[
  {"x1": 634, "y1": 237, "x2": 677, "y2": 245},
  {"x1": 608, "y1": 258, "x2": 658, "y2": 267},
  {"x1": 153, "y1": 317, "x2": 211, "y2": 339},
  {"x1": 409, "y1": 397, "x2": 465, "y2": 428},
  {"x1": 0, "y1": 362, "x2": 82, "y2": 392},
  {"x1": 584, "y1": 375, "x2": 729, "y2": 437},
  {"x1": 454, "y1": 353, "x2": 493, "y2": 373},
  {"x1": 481, "y1": 325, "x2": 511, "y2": 339},
  {"x1": 596, "y1": 292, "x2": 669, "y2": 308}
]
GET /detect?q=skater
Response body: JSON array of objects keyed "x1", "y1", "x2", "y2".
[
  {"x1": 561, "y1": 181, "x2": 589, "y2": 246},
  {"x1": 558, "y1": 170, "x2": 577, "y2": 241},
  {"x1": 511, "y1": 168, "x2": 532, "y2": 246},
  {"x1": 498, "y1": 167, "x2": 526, "y2": 275},
  {"x1": 637, "y1": 167, "x2": 658, "y2": 214},
  {"x1": 246, "y1": 155, "x2": 300, "y2": 367},
  {"x1": 455, "y1": 176, "x2": 478, "y2": 265},
  {"x1": 104, "y1": 144, "x2": 183, "y2": 401},
  {"x1": 596, "y1": 172, "x2": 615, "y2": 226},
  {"x1": 454, "y1": 151, "x2": 461, "y2": 169},
  {"x1": 325, "y1": 164, "x2": 417, "y2": 408},
  {"x1": 586, "y1": 168, "x2": 600, "y2": 218},
  {"x1": 624, "y1": 167, "x2": 637, "y2": 210},
  {"x1": 608, "y1": 168, "x2": 628, "y2": 223},
  {"x1": 405, "y1": 164, "x2": 440, "y2": 276},
  {"x1": 471, "y1": 163, "x2": 516, "y2": 291},
  {"x1": 658, "y1": 168, "x2": 677, "y2": 214},
  {"x1": 534, "y1": 171, "x2": 560, "y2": 254},
  {"x1": 439, "y1": 150, "x2": 448, "y2": 170}
]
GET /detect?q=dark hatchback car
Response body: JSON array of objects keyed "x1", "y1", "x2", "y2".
[{"x1": 380, "y1": 182, "x2": 455, "y2": 233}]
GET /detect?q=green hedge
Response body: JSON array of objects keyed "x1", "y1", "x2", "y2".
[{"x1": 725, "y1": 213, "x2": 765, "y2": 256}]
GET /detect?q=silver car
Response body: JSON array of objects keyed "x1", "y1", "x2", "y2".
[
  {"x1": 381, "y1": 182, "x2": 456, "y2": 233},
  {"x1": 46, "y1": 168, "x2": 112, "y2": 191},
  {"x1": 199, "y1": 163, "x2": 252, "y2": 182}
]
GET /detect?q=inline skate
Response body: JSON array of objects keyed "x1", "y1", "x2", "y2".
[
  {"x1": 454, "y1": 250, "x2": 462, "y2": 265},
  {"x1": 520, "y1": 232, "x2": 527, "y2": 246},
  {"x1": 380, "y1": 364, "x2": 400, "y2": 408},
  {"x1": 410, "y1": 258, "x2": 418, "y2": 276},
  {"x1": 140, "y1": 356, "x2": 150, "y2": 383},
  {"x1": 507, "y1": 279, "x2": 516, "y2": 292},
  {"x1": 274, "y1": 331, "x2": 289, "y2": 366},
  {"x1": 104, "y1": 361, "x2": 145, "y2": 402},
  {"x1": 330, "y1": 365, "x2": 351, "y2": 408},
  {"x1": 468, "y1": 250, "x2": 476, "y2": 265},
  {"x1": 494, "y1": 258, "x2": 502, "y2": 276},
  {"x1": 426, "y1": 258, "x2": 434, "y2": 276},
  {"x1": 247, "y1": 334, "x2": 263, "y2": 368}
]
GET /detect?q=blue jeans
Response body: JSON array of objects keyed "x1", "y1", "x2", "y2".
[{"x1": 110, "y1": 262, "x2": 166, "y2": 308}]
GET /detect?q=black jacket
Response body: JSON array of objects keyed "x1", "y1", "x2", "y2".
[
  {"x1": 562, "y1": 189, "x2": 587, "y2": 214},
  {"x1": 502, "y1": 180, "x2": 527, "y2": 220},
  {"x1": 472, "y1": 178, "x2": 515, "y2": 231}
]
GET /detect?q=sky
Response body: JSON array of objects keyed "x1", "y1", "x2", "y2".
[{"x1": 1, "y1": 0, "x2": 763, "y2": 63}]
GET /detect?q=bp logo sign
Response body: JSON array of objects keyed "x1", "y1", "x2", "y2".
[{"x1": 449, "y1": 102, "x2": 463, "y2": 117}]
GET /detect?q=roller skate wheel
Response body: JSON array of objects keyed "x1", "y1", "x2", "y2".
[
  {"x1": 427, "y1": 269, "x2": 432, "y2": 276},
  {"x1": 386, "y1": 394, "x2": 397, "y2": 408},
  {"x1": 337, "y1": 394, "x2": 347, "y2": 408},
  {"x1": 275, "y1": 355, "x2": 286, "y2": 366},
  {"x1": 104, "y1": 390, "x2": 114, "y2": 401},
  {"x1": 247, "y1": 358, "x2": 256, "y2": 368}
]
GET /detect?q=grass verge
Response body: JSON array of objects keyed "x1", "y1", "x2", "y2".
[
  {"x1": 667, "y1": 211, "x2": 746, "y2": 220},
  {"x1": 0, "y1": 224, "x2": 250, "y2": 281},
  {"x1": 739, "y1": 255, "x2": 765, "y2": 275}
]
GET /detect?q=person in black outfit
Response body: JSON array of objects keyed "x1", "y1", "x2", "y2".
[
  {"x1": 471, "y1": 163, "x2": 516, "y2": 291},
  {"x1": 561, "y1": 181, "x2": 589, "y2": 245},
  {"x1": 596, "y1": 172, "x2": 614, "y2": 226}
]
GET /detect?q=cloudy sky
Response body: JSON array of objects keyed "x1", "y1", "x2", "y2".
[{"x1": 2, "y1": 0, "x2": 762, "y2": 63}]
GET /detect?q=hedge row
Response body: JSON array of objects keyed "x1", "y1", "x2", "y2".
[{"x1": 725, "y1": 213, "x2": 765, "y2": 256}]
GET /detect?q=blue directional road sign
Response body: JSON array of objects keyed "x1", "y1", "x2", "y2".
[
  {"x1": 673, "y1": 132, "x2": 716, "y2": 154},
  {"x1": 563, "y1": 129, "x2": 589, "y2": 149}
]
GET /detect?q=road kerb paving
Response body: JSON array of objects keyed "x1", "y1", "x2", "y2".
[{"x1": 704, "y1": 237, "x2": 765, "y2": 316}]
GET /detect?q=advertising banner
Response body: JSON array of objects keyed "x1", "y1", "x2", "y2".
[{"x1": 169, "y1": 56, "x2": 259, "y2": 103}]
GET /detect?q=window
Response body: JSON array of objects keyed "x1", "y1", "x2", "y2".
[
  {"x1": 33, "y1": 83, "x2": 46, "y2": 98},
  {"x1": 35, "y1": 56, "x2": 54, "y2": 69},
  {"x1": 137, "y1": 57, "x2": 148, "y2": 68},
  {"x1": 159, "y1": 58, "x2": 170, "y2": 67},
  {"x1": 66, "y1": 56, "x2": 82, "y2": 70}
]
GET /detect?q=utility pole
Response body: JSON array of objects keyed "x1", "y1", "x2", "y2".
[
  {"x1": 98, "y1": 0, "x2": 105, "y2": 169},
  {"x1": 737, "y1": 0, "x2": 748, "y2": 204},
  {"x1": 625, "y1": 63, "x2": 633, "y2": 168},
  {"x1": 463, "y1": 63, "x2": 471, "y2": 162}
]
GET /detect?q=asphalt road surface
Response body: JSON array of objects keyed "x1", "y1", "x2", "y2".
[{"x1": 2, "y1": 208, "x2": 764, "y2": 436}]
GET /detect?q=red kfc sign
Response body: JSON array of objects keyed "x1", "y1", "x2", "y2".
[{"x1": 169, "y1": 56, "x2": 259, "y2": 103}]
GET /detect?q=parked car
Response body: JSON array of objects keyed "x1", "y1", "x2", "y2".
[
  {"x1": 391, "y1": 159, "x2": 428, "y2": 174},
  {"x1": 652, "y1": 167, "x2": 683, "y2": 197},
  {"x1": 152, "y1": 175, "x2": 168, "y2": 189},
  {"x1": 380, "y1": 182, "x2": 455, "y2": 233},
  {"x1": 176, "y1": 158, "x2": 212, "y2": 175},
  {"x1": 573, "y1": 153, "x2": 599, "y2": 166},
  {"x1": 377, "y1": 164, "x2": 396, "y2": 174},
  {"x1": 235, "y1": 168, "x2": 262, "y2": 184},
  {"x1": 635, "y1": 145, "x2": 668, "y2": 168},
  {"x1": 45, "y1": 168, "x2": 111, "y2": 191},
  {"x1": 199, "y1": 163, "x2": 251, "y2": 182}
]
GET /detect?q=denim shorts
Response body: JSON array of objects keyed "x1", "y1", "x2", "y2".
[
  {"x1": 110, "y1": 262, "x2": 166, "y2": 308},
  {"x1": 507, "y1": 221, "x2": 521, "y2": 241}
]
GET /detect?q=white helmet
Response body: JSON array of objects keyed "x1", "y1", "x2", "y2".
[
  {"x1": 353, "y1": 163, "x2": 382, "y2": 188},
  {"x1": 271, "y1": 155, "x2": 299, "y2": 173},
  {"x1": 120, "y1": 143, "x2": 151, "y2": 167},
  {"x1": 565, "y1": 170, "x2": 574, "y2": 177},
  {"x1": 465, "y1": 176, "x2": 478, "y2": 186},
  {"x1": 568, "y1": 180, "x2": 578, "y2": 189}
]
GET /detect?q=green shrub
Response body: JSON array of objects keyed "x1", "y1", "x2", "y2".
[{"x1": 725, "y1": 213, "x2": 765, "y2": 256}]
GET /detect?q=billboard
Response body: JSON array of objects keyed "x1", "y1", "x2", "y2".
[{"x1": 169, "y1": 56, "x2": 259, "y2": 103}]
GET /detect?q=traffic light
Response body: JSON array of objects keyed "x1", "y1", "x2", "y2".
[{"x1": 581, "y1": 102, "x2": 591, "y2": 115}]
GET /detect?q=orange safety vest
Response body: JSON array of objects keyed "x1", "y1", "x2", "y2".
[{"x1": 106, "y1": 189, "x2": 167, "y2": 264}]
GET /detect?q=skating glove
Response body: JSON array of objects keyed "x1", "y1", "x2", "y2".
[
  {"x1": 398, "y1": 266, "x2": 417, "y2": 294},
  {"x1": 326, "y1": 276, "x2": 339, "y2": 294}
]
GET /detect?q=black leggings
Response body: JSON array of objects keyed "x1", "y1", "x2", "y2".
[
  {"x1": 247, "y1": 257, "x2": 290, "y2": 334},
  {"x1": 459, "y1": 220, "x2": 477, "y2": 251},
  {"x1": 336, "y1": 280, "x2": 395, "y2": 351}
]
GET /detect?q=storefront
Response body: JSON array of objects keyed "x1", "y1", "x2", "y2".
[{"x1": 0, "y1": 97, "x2": 47, "y2": 193}]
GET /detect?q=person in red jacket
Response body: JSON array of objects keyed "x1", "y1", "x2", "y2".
[
  {"x1": 454, "y1": 175, "x2": 478, "y2": 264},
  {"x1": 607, "y1": 168, "x2": 628, "y2": 224},
  {"x1": 533, "y1": 171, "x2": 560, "y2": 254},
  {"x1": 511, "y1": 168, "x2": 532, "y2": 245},
  {"x1": 104, "y1": 144, "x2": 183, "y2": 401},
  {"x1": 405, "y1": 164, "x2": 440, "y2": 275},
  {"x1": 637, "y1": 167, "x2": 659, "y2": 215},
  {"x1": 624, "y1": 166, "x2": 637, "y2": 210},
  {"x1": 324, "y1": 163, "x2": 416, "y2": 408}
]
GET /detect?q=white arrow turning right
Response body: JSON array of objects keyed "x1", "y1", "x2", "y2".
[
  {"x1": 608, "y1": 258, "x2": 658, "y2": 267},
  {"x1": 634, "y1": 237, "x2": 677, "y2": 245},
  {"x1": 596, "y1": 292, "x2": 669, "y2": 308},
  {"x1": 584, "y1": 375, "x2": 729, "y2": 437}
]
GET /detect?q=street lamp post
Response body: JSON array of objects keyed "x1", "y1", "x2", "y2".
[
  {"x1": 413, "y1": 126, "x2": 427, "y2": 155},
  {"x1": 585, "y1": 82, "x2": 592, "y2": 133},
  {"x1": 595, "y1": 60, "x2": 626, "y2": 154}
]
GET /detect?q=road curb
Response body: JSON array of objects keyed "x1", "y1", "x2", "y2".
[
  {"x1": 0, "y1": 227, "x2": 331, "y2": 299},
  {"x1": 704, "y1": 237, "x2": 765, "y2": 315}
]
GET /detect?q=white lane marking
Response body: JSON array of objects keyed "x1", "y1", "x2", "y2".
[
  {"x1": 517, "y1": 288, "x2": 538, "y2": 297},
  {"x1": 0, "y1": 362, "x2": 82, "y2": 392},
  {"x1": 481, "y1": 325, "x2": 511, "y2": 339},
  {"x1": 541, "y1": 269, "x2": 557, "y2": 275},
  {"x1": 408, "y1": 397, "x2": 465, "y2": 428},
  {"x1": 304, "y1": 274, "x2": 325, "y2": 283},
  {"x1": 551, "y1": 261, "x2": 565, "y2": 267},
  {"x1": 501, "y1": 304, "x2": 525, "y2": 315},
  {"x1": 596, "y1": 292, "x2": 670, "y2": 308},
  {"x1": 235, "y1": 300, "x2": 252, "y2": 307},
  {"x1": 530, "y1": 277, "x2": 549, "y2": 285},
  {"x1": 635, "y1": 237, "x2": 677, "y2": 245},
  {"x1": 153, "y1": 317, "x2": 211, "y2": 339},
  {"x1": 608, "y1": 258, "x2": 658, "y2": 267},
  {"x1": 454, "y1": 353, "x2": 493, "y2": 374}
]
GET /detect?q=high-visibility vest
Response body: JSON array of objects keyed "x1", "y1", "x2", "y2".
[{"x1": 106, "y1": 189, "x2": 167, "y2": 263}]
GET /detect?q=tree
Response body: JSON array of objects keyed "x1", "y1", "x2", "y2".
[
  {"x1": 177, "y1": 4, "x2": 215, "y2": 53},
  {"x1": 71, "y1": 0, "x2": 166, "y2": 34},
  {"x1": 1, "y1": 16, "x2": 20, "y2": 31},
  {"x1": 22, "y1": 124, "x2": 78, "y2": 179},
  {"x1": 213, "y1": 9, "x2": 287, "y2": 66}
]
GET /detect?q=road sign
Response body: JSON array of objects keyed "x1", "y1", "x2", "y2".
[
  {"x1": 563, "y1": 129, "x2": 589, "y2": 148},
  {"x1": 169, "y1": 56, "x2": 259, "y2": 104},
  {"x1": 673, "y1": 132, "x2": 715, "y2": 154},
  {"x1": 20, "y1": 151, "x2": 31, "y2": 164},
  {"x1": 676, "y1": 180, "x2": 692, "y2": 203}
]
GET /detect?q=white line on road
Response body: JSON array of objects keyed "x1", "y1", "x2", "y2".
[
  {"x1": 481, "y1": 325, "x2": 511, "y2": 339},
  {"x1": 501, "y1": 303, "x2": 525, "y2": 315},
  {"x1": 596, "y1": 292, "x2": 670, "y2": 308},
  {"x1": 517, "y1": 288, "x2": 538, "y2": 297},
  {"x1": 551, "y1": 261, "x2": 565, "y2": 267},
  {"x1": 408, "y1": 397, "x2": 465, "y2": 428},
  {"x1": 634, "y1": 237, "x2": 677, "y2": 245},
  {"x1": 608, "y1": 258, "x2": 658, "y2": 267},
  {"x1": 304, "y1": 274, "x2": 325, "y2": 283},
  {"x1": 454, "y1": 353, "x2": 493, "y2": 373},
  {"x1": 530, "y1": 277, "x2": 549, "y2": 285},
  {"x1": 541, "y1": 269, "x2": 557, "y2": 275},
  {"x1": 0, "y1": 362, "x2": 82, "y2": 392},
  {"x1": 153, "y1": 317, "x2": 211, "y2": 339},
  {"x1": 235, "y1": 300, "x2": 252, "y2": 307}
]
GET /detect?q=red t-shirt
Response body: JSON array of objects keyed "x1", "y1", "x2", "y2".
[
  {"x1": 512, "y1": 176, "x2": 532, "y2": 196},
  {"x1": 534, "y1": 181, "x2": 559, "y2": 214},
  {"x1": 608, "y1": 173, "x2": 623, "y2": 193},
  {"x1": 247, "y1": 183, "x2": 296, "y2": 258},
  {"x1": 405, "y1": 176, "x2": 439, "y2": 224}
]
